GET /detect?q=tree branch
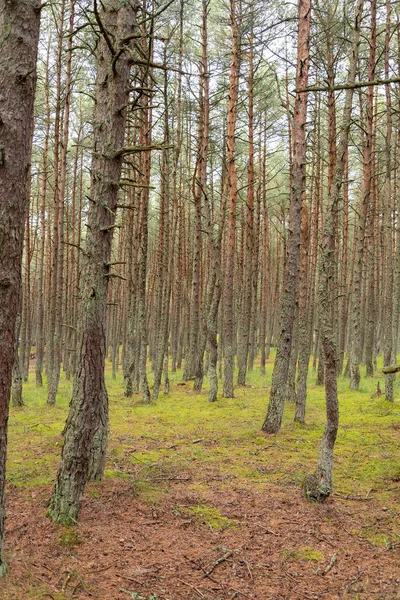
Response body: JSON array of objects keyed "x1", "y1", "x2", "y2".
[{"x1": 297, "y1": 76, "x2": 400, "y2": 93}]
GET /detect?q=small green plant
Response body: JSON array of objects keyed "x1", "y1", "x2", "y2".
[{"x1": 59, "y1": 526, "x2": 81, "y2": 548}]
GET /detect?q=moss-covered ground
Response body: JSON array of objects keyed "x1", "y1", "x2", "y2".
[
  {"x1": 8, "y1": 353, "x2": 400, "y2": 506},
  {"x1": 3, "y1": 353, "x2": 400, "y2": 599}
]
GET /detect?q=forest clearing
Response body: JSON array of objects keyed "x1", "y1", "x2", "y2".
[{"x1": 1, "y1": 358, "x2": 400, "y2": 599}]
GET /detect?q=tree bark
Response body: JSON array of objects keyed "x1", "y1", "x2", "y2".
[
  {"x1": 262, "y1": 0, "x2": 310, "y2": 433},
  {"x1": 304, "y1": 0, "x2": 363, "y2": 502},
  {"x1": 223, "y1": 0, "x2": 241, "y2": 398},
  {"x1": 48, "y1": 0, "x2": 138, "y2": 524},
  {"x1": 348, "y1": 0, "x2": 376, "y2": 390},
  {"x1": 383, "y1": 0, "x2": 394, "y2": 401},
  {"x1": 0, "y1": 0, "x2": 40, "y2": 574},
  {"x1": 237, "y1": 22, "x2": 254, "y2": 387}
]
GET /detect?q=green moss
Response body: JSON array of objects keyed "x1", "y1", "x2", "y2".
[
  {"x1": 181, "y1": 504, "x2": 238, "y2": 531},
  {"x1": 7, "y1": 357, "x2": 400, "y2": 505},
  {"x1": 3, "y1": 350, "x2": 399, "y2": 600},
  {"x1": 280, "y1": 546, "x2": 324, "y2": 562},
  {"x1": 133, "y1": 480, "x2": 169, "y2": 504},
  {"x1": 299, "y1": 546, "x2": 325, "y2": 561}
]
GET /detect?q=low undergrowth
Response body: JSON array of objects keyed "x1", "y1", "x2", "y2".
[{"x1": 7, "y1": 353, "x2": 400, "y2": 505}]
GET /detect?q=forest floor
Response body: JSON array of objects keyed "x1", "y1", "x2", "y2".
[{"x1": 1, "y1": 356, "x2": 400, "y2": 600}]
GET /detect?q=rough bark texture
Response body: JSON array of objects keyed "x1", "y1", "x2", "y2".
[
  {"x1": 223, "y1": 0, "x2": 240, "y2": 398},
  {"x1": 0, "y1": 0, "x2": 40, "y2": 574},
  {"x1": 11, "y1": 316, "x2": 24, "y2": 408},
  {"x1": 304, "y1": 0, "x2": 363, "y2": 502},
  {"x1": 383, "y1": 0, "x2": 394, "y2": 401},
  {"x1": 237, "y1": 26, "x2": 254, "y2": 387},
  {"x1": 48, "y1": 0, "x2": 137, "y2": 525},
  {"x1": 262, "y1": 0, "x2": 310, "y2": 433},
  {"x1": 294, "y1": 201, "x2": 310, "y2": 423},
  {"x1": 349, "y1": 0, "x2": 375, "y2": 390}
]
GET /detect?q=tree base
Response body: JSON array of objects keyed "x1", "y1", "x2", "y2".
[{"x1": 302, "y1": 473, "x2": 331, "y2": 503}]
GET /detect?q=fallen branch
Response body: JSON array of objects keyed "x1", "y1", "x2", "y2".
[
  {"x1": 322, "y1": 553, "x2": 337, "y2": 575},
  {"x1": 116, "y1": 573, "x2": 142, "y2": 586},
  {"x1": 203, "y1": 551, "x2": 233, "y2": 578}
]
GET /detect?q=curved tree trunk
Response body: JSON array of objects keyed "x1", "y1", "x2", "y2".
[{"x1": 304, "y1": 0, "x2": 363, "y2": 502}]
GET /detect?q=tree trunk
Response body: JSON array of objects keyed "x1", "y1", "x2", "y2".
[
  {"x1": 11, "y1": 315, "x2": 24, "y2": 408},
  {"x1": 262, "y1": 0, "x2": 310, "y2": 433},
  {"x1": 348, "y1": 0, "x2": 375, "y2": 390},
  {"x1": 304, "y1": 0, "x2": 363, "y2": 502},
  {"x1": 223, "y1": 0, "x2": 241, "y2": 398},
  {"x1": 383, "y1": 0, "x2": 394, "y2": 401},
  {"x1": 48, "y1": 0, "x2": 138, "y2": 524},
  {"x1": 0, "y1": 0, "x2": 40, "y2": 574},
  {"x1": 237, "y1": 24, "x2": 254, "y2": 387}
]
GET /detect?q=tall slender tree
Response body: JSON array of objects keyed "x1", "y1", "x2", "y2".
[
  {"x1": 262, "y1": 0, "x2": 311, "y2": 433},
  {"x1": 223, "y1": 0, "x2": 241, "y2": 398},
  {"x1": 304, "y1": 0, "x2": 364, "y2": 502}
]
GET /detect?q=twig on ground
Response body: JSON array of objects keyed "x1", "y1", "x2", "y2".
[
  {"x1": 239, "y1": 559, "x2": 253, "y2": 580},
  {"x1": 254, "y1": 523, "x2": 280, "y2": 536},
  {"x1": 176, "y1": 578, "x2": 205, "y2": 598},
  {"x1": 334, "y1": 492, "x2": 373, "y2": 501},
  {"x1": 89, "y1": 561, "x2": 118, "y2": 574},
  {"x1": 115, "y1": 573, "x2": 142, "y2": 585}
]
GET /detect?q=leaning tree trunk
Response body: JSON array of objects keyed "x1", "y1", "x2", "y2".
[
  {"x1": 262, "y1": 0, "x2": 310, "y2": 433},
  {"x1": 0, "y1": 0, "x2": 40, "y2": 575},
  {"x1": 48, "y1": 0, "x2": 138, "y2": 525}
]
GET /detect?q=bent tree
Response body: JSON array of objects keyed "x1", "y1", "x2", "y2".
[
  {"x1": 0, "y1": 0, "x2": 41, "y2": 575},
  {"x1": 48, "y1": 0, "x2": 139, "y2": 524},
  {"x1": 304, "y1": 0, "x2": 364, "y2": 502},
  {"x1": 262, "y1": 0, "x2": 311, "y2": 433}
]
